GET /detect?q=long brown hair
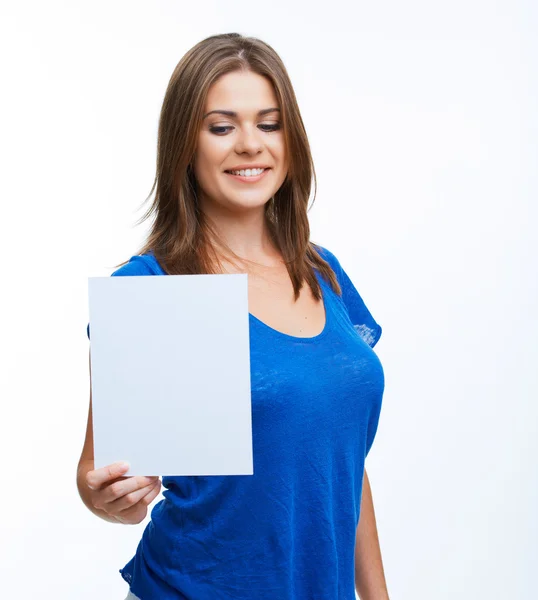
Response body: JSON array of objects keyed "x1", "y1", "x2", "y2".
[{"x1": 119, "y1": 32, "x2": 341, "y2": 301}]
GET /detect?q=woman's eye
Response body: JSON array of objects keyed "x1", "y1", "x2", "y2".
[
  {"x1": 209, "y1": 126, "x2": 232, "y2": 135},
  {"x1": 209, "y1": 123, "x2": 281, "y2": 135},
  {"x1": 259, "y1": 123, "x2": 281, "y2": 132}
]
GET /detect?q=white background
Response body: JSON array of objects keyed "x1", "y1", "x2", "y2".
[{"x1": 1, "y1": 1, "x2": 536, "y2": 598}]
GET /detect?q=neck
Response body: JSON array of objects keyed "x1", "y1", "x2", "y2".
[{"x1": 201, "y1": 202, "x2": 283, "y2": 270}]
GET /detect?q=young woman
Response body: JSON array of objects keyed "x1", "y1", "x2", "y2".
[{"x1": 78, "y1": 33, "x2": 389, "y2": 600}]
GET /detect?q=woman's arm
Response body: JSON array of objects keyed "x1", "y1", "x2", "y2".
[
  {"x1": 77, "y1": 351, "x2": 119, "y2": 522},
  {"x1": 354, "y1": 468, "x2": 390, "y2": 599}
]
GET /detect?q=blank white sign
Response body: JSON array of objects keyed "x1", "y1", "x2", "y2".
[{"x1": 87, "y1": 273, "x2": 253, "y2": 477}]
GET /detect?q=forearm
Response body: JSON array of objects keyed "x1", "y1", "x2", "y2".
[
  {"x1": 354, "y1": 469, "x2": 389, "y2": 599},
  {"x1": 76, "y1": 458, "x2": 120, "y2": 524}
]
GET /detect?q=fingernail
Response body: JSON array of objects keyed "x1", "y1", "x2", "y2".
[{"x1": 117, "y1": 461, "x2": 129, "y2": 469}]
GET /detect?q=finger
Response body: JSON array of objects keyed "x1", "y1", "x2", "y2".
[
  {"x1": 141, "y1": 478, "x2": 161, "y2": 499},
  {"x1": 99, "y1": 475, "x2": 159, "y2": 505},
  {"x1": 86, "y1": 462, "x2": 130, "y2": 490},
  {"x1": 139, "y1": 479, "x2": 162, "y2": 506},
  {"x1": 115, "y1": 503, "x2": 149, "y2": 525},
  {"x1": 110, "y1": 479, "x2": 161, "y2": 513}
]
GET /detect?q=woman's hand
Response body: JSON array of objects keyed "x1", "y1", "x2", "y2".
[{"x1": 85, "y1": 461, "x2": 162, "y2": 525}]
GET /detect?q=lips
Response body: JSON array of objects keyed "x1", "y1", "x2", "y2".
[
  {"x1": 224, "y1": 168, "x2": 271, "y2": 183},
  {"x1": 224, "y1": 167, "x2": 271, "y2": 174}
]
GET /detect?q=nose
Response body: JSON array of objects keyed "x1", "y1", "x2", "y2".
[{"x1": 234, "y1": 124, "x2": 264, "y2": 155}]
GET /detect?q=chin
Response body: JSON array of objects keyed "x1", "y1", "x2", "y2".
[
  {"x1": 228, "y1": 198, "x2": 271, "y2": 212},
  {"x1": 219, "y1": 190, "x2": 273, "y2": 208}
]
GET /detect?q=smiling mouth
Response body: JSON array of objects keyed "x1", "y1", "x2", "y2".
[
  {"x1": 224, "y1": 168, "x2": 271, "y2": 176},
  {"x1": 223, "y1": 168, "x2": 271, "y2": 183}
]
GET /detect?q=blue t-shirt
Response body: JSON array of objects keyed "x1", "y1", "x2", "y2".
[{"x1": 87, "y1": 245, "x2": 384, "y2": 600}]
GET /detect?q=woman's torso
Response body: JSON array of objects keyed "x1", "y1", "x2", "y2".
[{"x1": 108, "y1": 246, "x2": 384, "y2": 600}]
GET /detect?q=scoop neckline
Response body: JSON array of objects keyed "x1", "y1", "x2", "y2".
[
  {"x1": 145, "y1": 251, "x2": 331, "y2": 343},
  {"x1": 248, "y1": 274, "x2": 331, "y2": 343}
]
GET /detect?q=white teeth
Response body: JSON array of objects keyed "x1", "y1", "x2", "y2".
[{"x1": 229, "y1": 168, "x2": 265, "y2": 177}]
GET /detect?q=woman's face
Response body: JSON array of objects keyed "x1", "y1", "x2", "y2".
[{"x1": 192, "y1": 70, "x2": 288, "y2": 215}]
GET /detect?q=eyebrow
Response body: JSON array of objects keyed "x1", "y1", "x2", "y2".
[{"x1": 203, "y1": 108, "x2": 281, "y2": 119}]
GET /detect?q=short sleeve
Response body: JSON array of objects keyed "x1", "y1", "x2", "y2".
[
  {"x1": 316, "y1": 245, "x2": 382, "y2": 348},
  {"x1": 86, "y1": 254, "x2": 161, "y2": 341}
]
